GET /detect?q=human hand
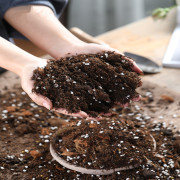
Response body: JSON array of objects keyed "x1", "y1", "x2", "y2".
[
  {"x1": 20, "y1": 58, "x2": 96, "y2": 119},
  {"x1": 20, "y1": 42, "x2": 142, "y2": 120},
  {"x1": 20, "y1": 58, "x2": 52, "y2": 110}
]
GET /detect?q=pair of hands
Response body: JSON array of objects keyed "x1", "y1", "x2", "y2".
[
  {"x1": 21, "y1": 42, "x2": 142, "y2": 119},
  {"x1": 3, "y1": 5, "x2": 142, "y2": 119}
]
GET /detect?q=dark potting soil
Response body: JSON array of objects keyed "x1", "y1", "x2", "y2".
[
  {"x1": 51, "y1": 119, "x2": 155, "y2": 170},
  {"x1": 0, "y1": 84, "x2": 180, "y2": 180},
  {"x1": 32, "y1": 52, "x2": 141, "y2": 117}
]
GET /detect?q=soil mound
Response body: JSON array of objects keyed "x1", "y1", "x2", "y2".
[{"x1": 32, "y1": 52, "x2": 141, "y2": 117}]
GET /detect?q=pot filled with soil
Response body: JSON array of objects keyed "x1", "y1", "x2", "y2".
[{"x1": 50, "y1": 119, "x2": 156, "y2": 175}]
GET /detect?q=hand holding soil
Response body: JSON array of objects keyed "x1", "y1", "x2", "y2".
[
  {"x1": 20, "y1": 58, "x2": 88, "y2": 118},
  {"x1": 20, "y1": 58, "x2": 53, "y2": 110},
  {"x1": 22, "y1": 45, "x2": 142, "y2": 119},
  {"x1": 32, "y1": 51, "x2": 142, "y2": 118},
  {"x1": 0, "y1": 37, "x2": 142, "y2": 119}
]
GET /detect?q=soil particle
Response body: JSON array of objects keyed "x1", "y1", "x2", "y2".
[
  {"x1": 30, "y1": 150, "x2": 42, "y2": 159},
  {"x1": 41, "y1": 128, "x2": 50, "y2": 135},
  {"x1": 142, "y1": 169, "x2": 156, "y2": 178},
  {"x1": 160, "y1": 95, "x2": 174, "y2": 102},
  {"x1": 173, "y1": 139, "x2": 180, "y2": 154},
  {"x1": 163, "y1": 129, "x2": 173, "y2": 136},
  {"x1": 15, "y1": 124, "x2": 31, "y2": 135}
]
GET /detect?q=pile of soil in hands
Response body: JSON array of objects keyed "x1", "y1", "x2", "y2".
[
  {"x1": 0, "y1": 85, "x2": 180, "y2": 179},
  {"x1": 32, "y1": 51, "x2": 141, "y2": 117},
  {"x1": 51, "y1": 119, "x2": 155, "y2": 170}
]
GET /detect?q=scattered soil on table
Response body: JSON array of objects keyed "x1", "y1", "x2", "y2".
[
  {"x1": 32, "y1": 52, "x2": 141, "y2": 117},
  {"x1": 0, "y1": 85, "x2": 180, "y2": 179},
  {"x1": 52, "y1": 119, "x2": 154, "y2": 170}
]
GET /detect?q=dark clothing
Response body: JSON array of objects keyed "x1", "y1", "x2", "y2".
[{"x1": 0, "y1": 0, "x2": 68, "y2": 40}]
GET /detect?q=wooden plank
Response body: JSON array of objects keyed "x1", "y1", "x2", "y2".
[{"x1": 96, "y1": 9, "x2": 180, "y2": 92}]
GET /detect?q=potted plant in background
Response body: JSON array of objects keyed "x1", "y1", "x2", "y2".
[{"x1": 152, "y1": 0, "x2": 179, "y2": 19}]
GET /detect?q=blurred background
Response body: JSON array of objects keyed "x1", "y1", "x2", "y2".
[{"x1": 63, "y1": 0, "x2": 175, "y2": 36}]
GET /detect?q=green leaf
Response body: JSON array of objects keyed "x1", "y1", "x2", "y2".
[{"x1": 152, "y1": 6, "x2": 177, "y2": 20}]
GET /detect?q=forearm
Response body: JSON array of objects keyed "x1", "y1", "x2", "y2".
[
  {"x1": 0, "y1": 37, "x2": 40, "y2": 76},
  {"x1": 4, "y1": 5, "x2": 84, "y2": 60}
]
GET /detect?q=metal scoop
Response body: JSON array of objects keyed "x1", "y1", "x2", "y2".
[{"x1": 124, "y1": 52, "x2": 162, "y2": 74}]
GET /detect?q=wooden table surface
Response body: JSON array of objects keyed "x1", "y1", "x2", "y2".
[{"x1": 97, "y1": 8, "x2": 180, "y2": 93}]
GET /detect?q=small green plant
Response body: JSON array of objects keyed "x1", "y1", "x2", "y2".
[
  {"x1": 152, "y1": 6, "x2": 176, "y2": 19},
  {"x1": 152, "y1": 0, "x2": 179, "y2": 19}
]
